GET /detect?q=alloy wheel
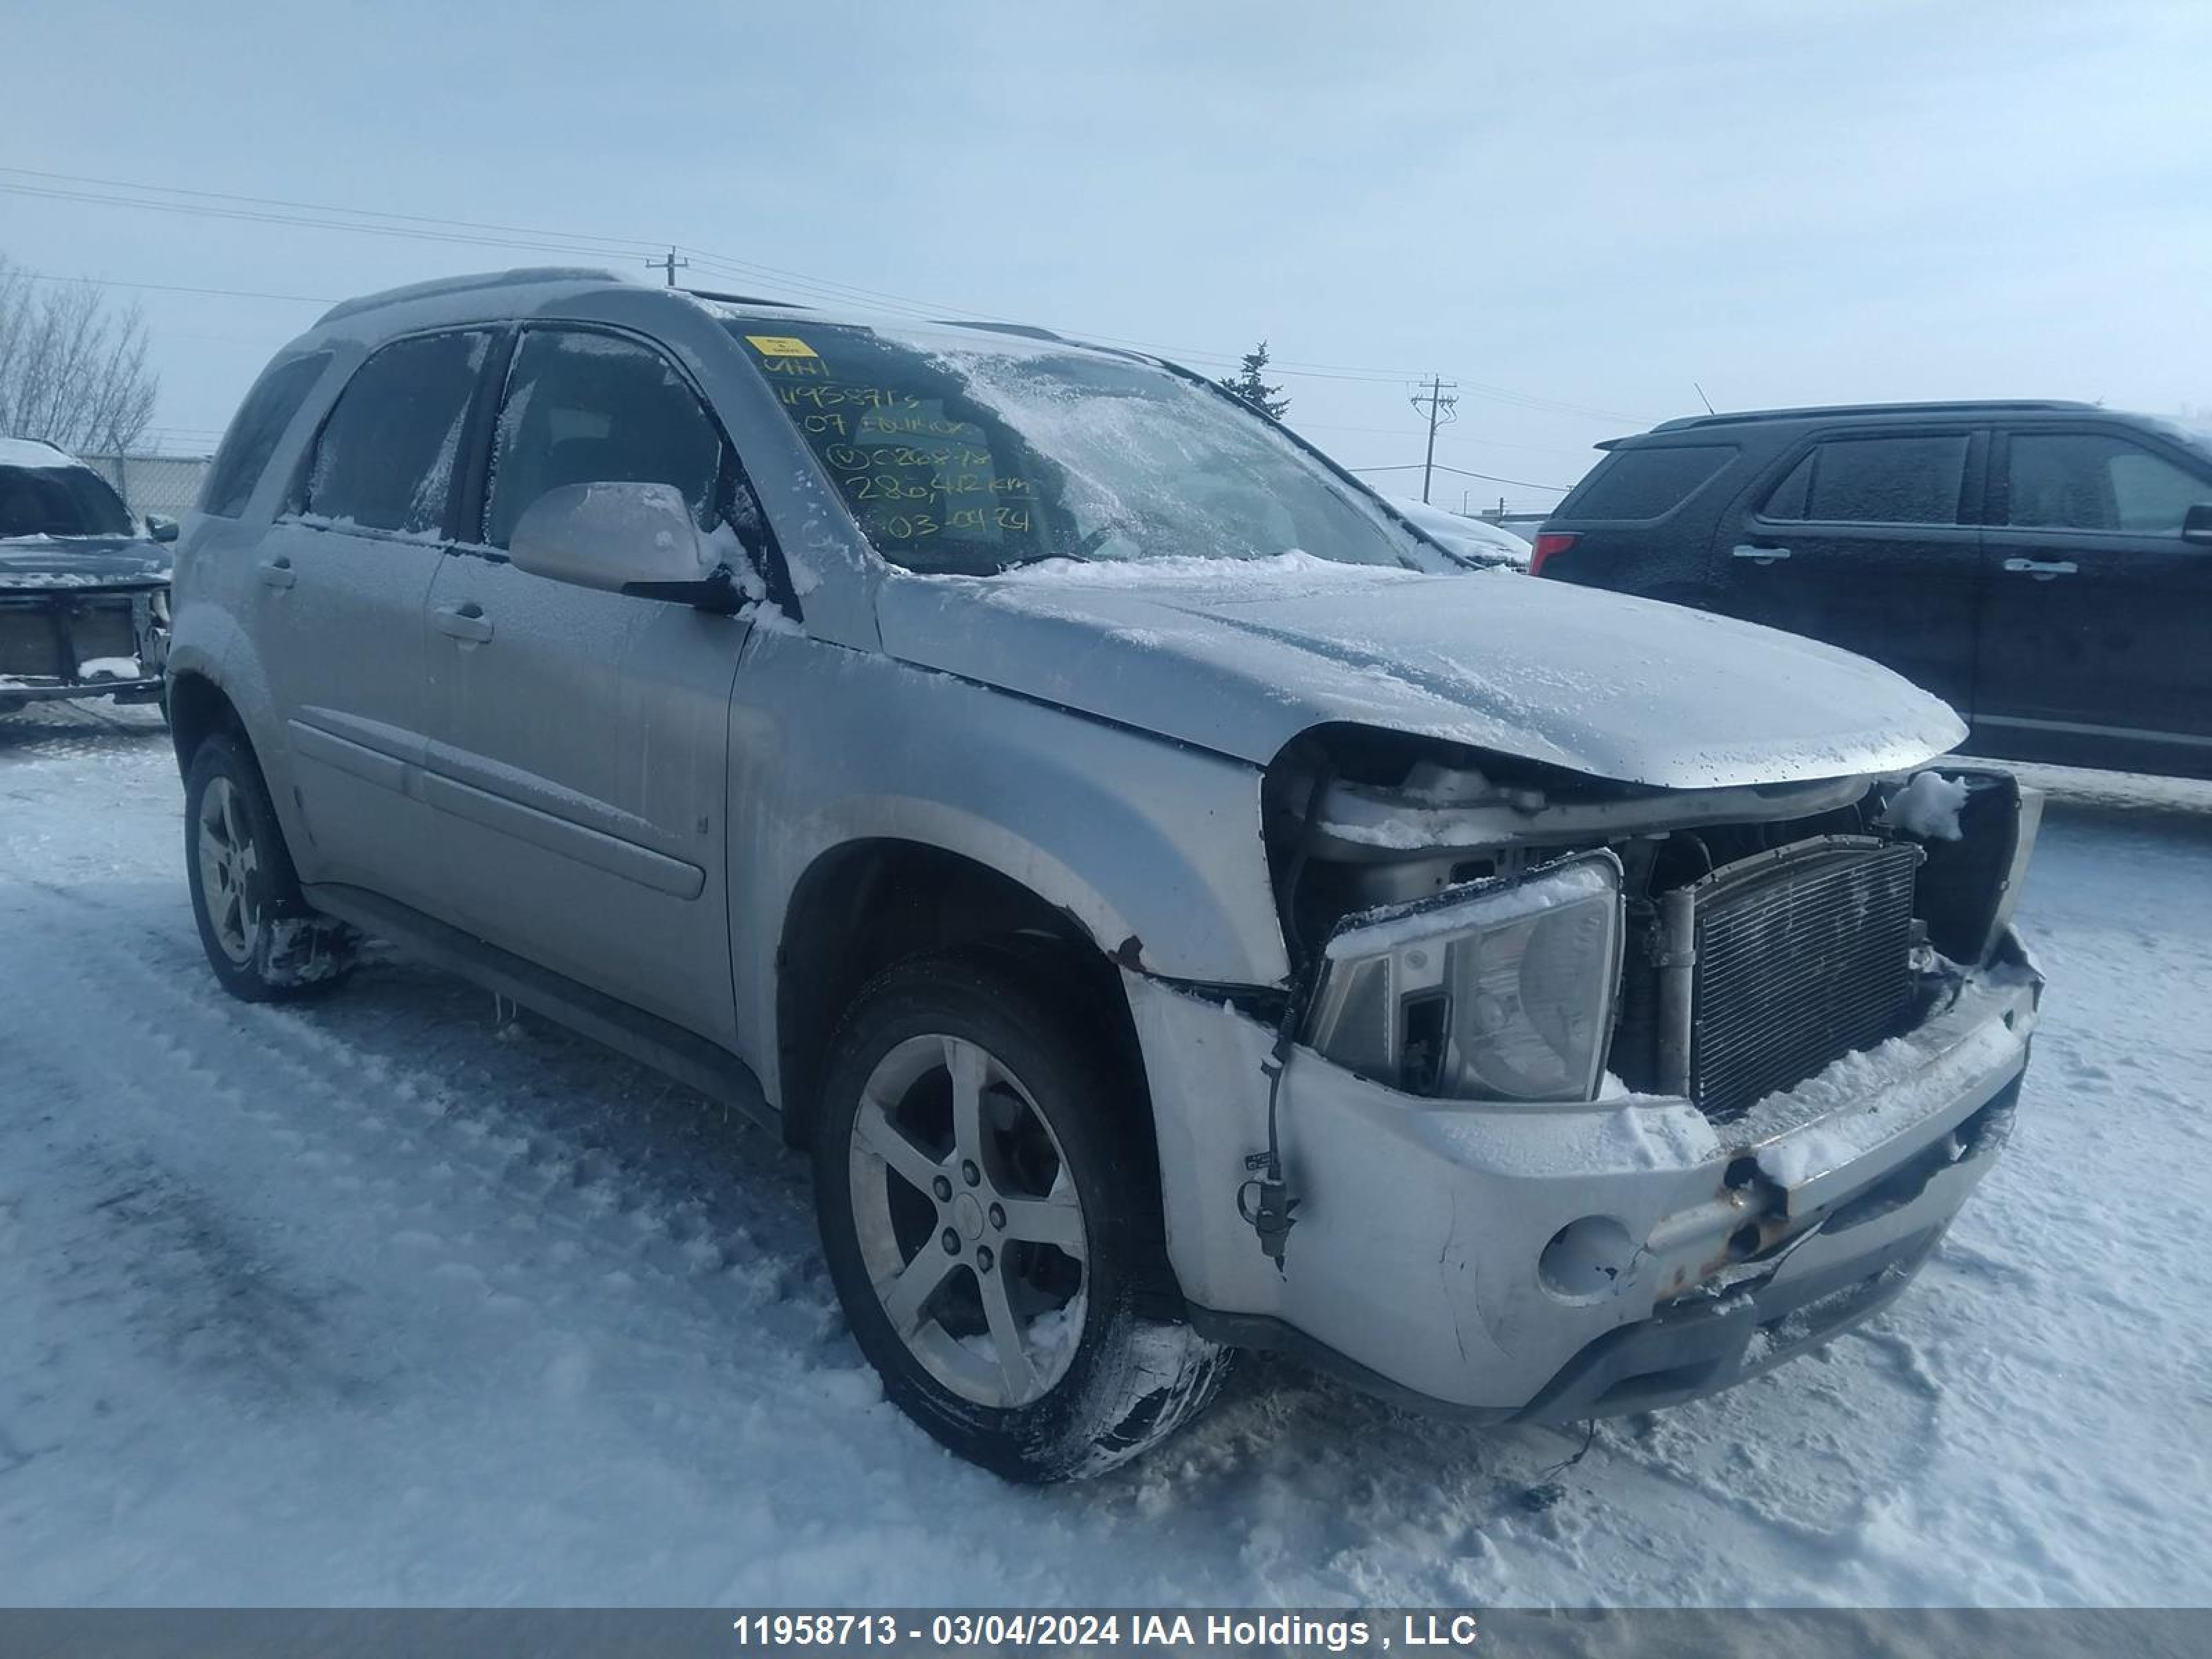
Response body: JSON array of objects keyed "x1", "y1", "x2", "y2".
[
  {"x1": 847, "y1": 1033, "x2": 1089, "y2": 1409},
  {"x1": 195, "y1": 774, "x2": 262, "y2": 966}
]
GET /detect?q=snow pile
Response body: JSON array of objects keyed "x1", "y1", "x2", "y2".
[{"x1": 1881, "y1": 769, "x2": 1971, "y2": 841}]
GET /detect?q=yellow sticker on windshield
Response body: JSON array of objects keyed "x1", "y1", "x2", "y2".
[{"x1": 745, "y1": 335, "x2": 818, "y2": 358}]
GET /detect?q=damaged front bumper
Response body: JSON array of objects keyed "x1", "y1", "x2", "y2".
[
  {"x1": 0, "y1": 581, "x2": 169, "y2": 709},
  {"x1": 1127, "y1": 932, "x2": 2041, "y2": 1420}
]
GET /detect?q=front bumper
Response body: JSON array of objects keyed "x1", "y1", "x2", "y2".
[{"x1": 1127, "y1": 932, "x2": 2041, "y2": 1418}]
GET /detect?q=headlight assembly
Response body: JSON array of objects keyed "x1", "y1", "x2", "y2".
[{"x1": 1304, "y1": 850, "x2": 1623, "y2": 1103}]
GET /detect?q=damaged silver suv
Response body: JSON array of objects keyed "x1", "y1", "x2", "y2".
[{"x1": 167, "y1": 270, "x2": 2043, "y2": 1480}]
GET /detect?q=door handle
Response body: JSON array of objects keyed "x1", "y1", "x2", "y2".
[
  {"x1": 1730, "y1": 543, "x2": 1792, "y2": 564},
  {"x1": 2001, "y1": 557, "x2": 2079, "y2": 580},
  {"x1": 256, "y1": 557, "x2": 294, "y2": 590},
  {"x1": 432, "y1": 602, "x2": 494, "y2": 644}
]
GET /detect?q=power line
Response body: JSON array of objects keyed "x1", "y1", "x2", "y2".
[
  {"x1": 12, "y1": 268, "x2": 337, "y2": 305},
  {"x1": 3, "y1": 164, "x2": 1656, "y2": 424},
  {"x1": 1349, "y1": 462, "x2": 1571, "y2": 492},
  {"x1": 0, "y1": 180, "x2": 633, "y2": 263},
  {"x1": 1288, "y1": 418, "x2": 1593, "y2": 458},
  {"x1": 0, "y1": 166, "x2": 671, "y2": 257}
]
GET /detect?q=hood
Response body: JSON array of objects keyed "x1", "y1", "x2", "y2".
[
  {"x1": 874, "y1": 555, "x2": 1966, "y2": 789},
  {"x1": 0, "y1": 536, "x2": 172, "y2": 590}
]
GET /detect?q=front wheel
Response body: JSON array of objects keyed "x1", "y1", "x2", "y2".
[
  {"x1": 812, "y1": 949, "x2": 1230, "y2": 1481},
  {"x1": 183, "y1": 733, "x2": 355, "y2": 1000}
]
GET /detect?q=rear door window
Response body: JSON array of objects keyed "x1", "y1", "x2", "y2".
[
  {"x1": 2007, "y1": 431, "x2": 2208, "y2": 533},
  {"x1": 202, "y1": 351, "x2": 330, "y2": 518},
  {"x1": 302, "y1": 330, "x2": 494, "y2": 536},
  {"x1": 1566, "y1": 445, "x2": 1735, "y2": 520},
  {"x1": 481, "y1": 328, "x2": 724, "y2": 548},
  {"x1": 1763, "y1": 434, "x2": 1968, "y2": 525}
]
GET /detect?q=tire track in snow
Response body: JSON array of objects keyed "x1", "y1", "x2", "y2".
[{"x1": 2, "y1": 876, "x2": 845, "y2": 1380}]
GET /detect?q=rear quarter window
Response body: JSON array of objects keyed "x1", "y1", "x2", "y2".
[
  {"x1": 1562, "y1": 444, "x2": 1736, "y2": 521},
  {"x1": 200, "y1": 352, "x2": 331, "y2": 518}
]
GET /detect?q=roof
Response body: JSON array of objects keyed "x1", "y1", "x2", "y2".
[{"x1": 1645, "y1": 400, "x2": 2098, "y2": 435}]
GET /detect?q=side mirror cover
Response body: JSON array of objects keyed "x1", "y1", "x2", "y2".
[
  {"x1": 509, "y1": 480, "x2": 722, "y2": 601},
  {"x1": 145, "y1": 514, "x2": 180, "y2": 543}
]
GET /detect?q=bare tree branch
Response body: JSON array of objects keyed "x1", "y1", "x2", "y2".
[{"x1": 0, "y1": 254, "x2": 160, "y2": 455}]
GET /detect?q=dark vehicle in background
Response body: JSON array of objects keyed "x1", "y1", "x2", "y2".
[
  {"x1": 0, "y1": 437, "x2": 176, "y2": 717},
  {"x1": 1533, "y1": 402, "x2": 2212, "y2": 778}
]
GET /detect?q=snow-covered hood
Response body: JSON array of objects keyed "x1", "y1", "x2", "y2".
[
  {"x1": 875, "y1": 556, "x2": 1967, "y2": 789},
  {"x1": 0, "y1": 536, "x2": 171, "y2": 590}
]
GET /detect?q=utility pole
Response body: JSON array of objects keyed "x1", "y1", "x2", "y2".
[
  {"x1": 647, "y1": 247, "x2": 690, "y2": 288},
  {"x1": 1409, "y1": 375, "x2": 1459, "y2": 504}
]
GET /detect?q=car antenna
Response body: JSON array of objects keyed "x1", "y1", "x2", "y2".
[{"x1": 1694, "y1": 381, "x2": 1716, "y2": 415}]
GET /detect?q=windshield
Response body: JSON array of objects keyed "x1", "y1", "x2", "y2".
[
  {"x1": 0, "y1": 462, "x2": 135, "y2": 540},
  {"x1": 730, "y1": 321, "x2": 1434, "y2": 577}
]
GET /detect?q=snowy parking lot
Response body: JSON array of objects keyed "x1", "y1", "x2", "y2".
[{"x1": 3, "y1": 701, "x2": 2208, "y2": 1608}]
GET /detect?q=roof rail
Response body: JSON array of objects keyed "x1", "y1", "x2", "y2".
[
  {"x1": 679, "y1": 288, "x2": 805, "y2": 309},
  {"x1": 1650, "y1": 399, "x2": 2097, "y2": 433},
  {"x1": 315, "y1": 267, "x2": 625, "y2": 326},
  {"x1": 935, "y1": 319, "x2": 1069, "y2": 344}
]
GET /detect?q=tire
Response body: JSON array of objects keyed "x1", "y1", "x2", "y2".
[
  {"x1": 183, "y1": 731, "x2": 356, "y2": 1001},
  {"x1": 812, "y1": 948, "x2": 1231, "y2": 1481}
]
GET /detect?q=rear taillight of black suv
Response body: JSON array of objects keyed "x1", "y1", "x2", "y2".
[{"x1": 1530, "y1": 532, "x2": 1578, "y2": 577}]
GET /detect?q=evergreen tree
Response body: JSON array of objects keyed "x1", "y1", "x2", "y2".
[{"x1": 1217, "y1": 340, "x2": 1291, "y2": 420}]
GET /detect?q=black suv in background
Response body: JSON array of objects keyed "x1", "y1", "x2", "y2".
[{"x1": 1532, "y1": 402, "x2": 2212, "y2": 778}]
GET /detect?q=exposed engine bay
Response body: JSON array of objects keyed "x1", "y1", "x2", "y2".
[{"x1": 1264, "y1": 728, "x2": 2041, "y2": 1120}]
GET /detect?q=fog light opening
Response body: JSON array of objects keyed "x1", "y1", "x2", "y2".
[
  {"x1": 1727, "y1": 1222, "x2": 1765, "y2": 1262},
  {"x1": 1538, "y1": 1216, "x2": 1637, "y2": 1304}
]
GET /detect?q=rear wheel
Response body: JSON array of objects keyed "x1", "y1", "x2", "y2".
[
  {"x1": 812, "y1": 949, "x2": 1229, "y2": 1481},
  {"x1": 183, "y1": 733, "x2": 355, "y2": 1000}
]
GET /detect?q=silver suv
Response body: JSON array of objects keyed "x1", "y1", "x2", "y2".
[{"x1": 168, "y1": 269, "x2": 2043, "y2": 1480}]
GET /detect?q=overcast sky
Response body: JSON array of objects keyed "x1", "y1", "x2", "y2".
[{"x1": 8, "y1": 0, "x2": 2208, "y2": 510}]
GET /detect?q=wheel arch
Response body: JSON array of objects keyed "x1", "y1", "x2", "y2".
[
  {"x1": 167, "y1": 668, "x2": 248, "y2": 774},
  {"x1": 773, "y1": 838, "x2": 1147, "y2": 1156}
]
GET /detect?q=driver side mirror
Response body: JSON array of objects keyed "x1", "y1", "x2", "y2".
[
  {"x1": 145, "y1": 514, "x2": 179, "y2": 543},
  {"x1": 2183, "y1": 503, "x2": 2212, "y2": 545},
  {"x1": 509, "y1": 481, "x2": 736, "y2": 608}
]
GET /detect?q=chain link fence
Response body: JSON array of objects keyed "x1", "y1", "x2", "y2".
[{"x1": 76, "y1": 452, "x2": 211, "y2": 521}]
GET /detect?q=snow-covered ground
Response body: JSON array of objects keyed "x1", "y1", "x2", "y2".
[{"x1": 3, "y1": 702, "x2": 2208, "y2": 1608}]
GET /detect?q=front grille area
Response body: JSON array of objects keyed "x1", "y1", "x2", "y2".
[
  {"x1": 0, "y1": 594, "x2": 144, "y2": 683},
  {"x1": 1689, "y1": 839, "x2": 1922, "y2": 1120},
  {"x1": 0, "y1": 606, "x2": 68, "y2": 678}
]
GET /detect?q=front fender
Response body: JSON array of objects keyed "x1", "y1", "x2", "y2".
[{"x1": 727, "y1": 630, "x2": 1289, "y2": 1093}]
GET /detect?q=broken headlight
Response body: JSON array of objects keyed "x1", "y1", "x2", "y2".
[{"x1": 1304, "y1": 850, "x2": 1622, "y2": 1103}]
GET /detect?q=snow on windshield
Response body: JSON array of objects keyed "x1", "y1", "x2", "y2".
[{"x1": 731, "y1": 321, "x2": 1443, "y2": 579}]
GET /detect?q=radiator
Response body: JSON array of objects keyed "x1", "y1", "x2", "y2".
[{"x1": 1685, "y1": 838, "x2": 1922, "y2": 1121}]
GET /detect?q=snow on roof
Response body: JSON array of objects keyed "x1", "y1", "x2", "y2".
[
  {"x1": 0, "y1": 436, "x2": 75, "y2": 469},
  {"x1": 1388, "y1": 496, "x2": 1533, "y2": 564}
]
